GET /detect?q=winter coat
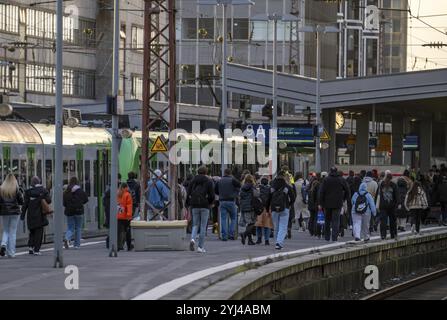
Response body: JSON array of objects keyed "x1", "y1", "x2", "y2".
[
  {"x1": 20, "y1": 185, "x2": 51, "y2": 229},
  {"x1": 126, "y1": 179, "x2": 141, "y2": 208},
  {"x1": 215, "y1": 175, "x2": 241, "y2": 201},
  {"x1": 259, "y1": 183, "x2": 270, "y2": 207},
  {"x1": 239, "y1": 183, "x2": 259, "y2": 213},
  {"x1": 376, "y1": 181, "x2": 398, "y2": 210},
  {"x1": 362, "y1": 177, "x2": 378, "y2": 200},
  {"x1": 307, "y1": 179, "x2": 320, "y2": 212},
  {"x1": 404, "y1": 187, "x2": 429, "y2": 211},
  {"x1": 266, "y1": 177, "x2": 296, "y2": 211},
  {"x1": 0, "y1": 188, "x2": 24, "y2": 216},
  {"x1": 117, "y1": 188, "x2": 133, "y2": 220},
  {"x1": 147, "y1": 179, "x2": 169, "y2": 210},
  {"x1": 186, "y1": 174, "x2": 215, "y2": 209},
  {"x1": 319, "y1": 172, "x2": 351, "y2": 209},
  {"x1": 294, "y1": 179, "x2": 310, "y2": 218},
  {"x1": 395, "y1": 178, "x2": 410, "y2": 218},
  {"x1": 63, "y1": 185, "x2": 89, "y2": 216},
  {"x1": 351, "y1": 183, "x2": 377, "y2": 216}
]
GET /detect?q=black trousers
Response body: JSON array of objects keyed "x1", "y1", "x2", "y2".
[
  {"x1": 410, "y1": 209, "x2": 423, "y2": 233},
  {"x1": 118, "y1": 220, "x2": 132, "y2": 250},
  {"x1": 379, "y1": 208, "x2": 397, "y2": 239},
  {"x1": 28, "y1": 227, "x2": 44, "y2": 252},
  {"x1": 324, "y1": 208, "x2": 341, "y2": 241}
]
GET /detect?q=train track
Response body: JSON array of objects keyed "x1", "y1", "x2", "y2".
[{"x1": 362, "y1": 268, "x2": 447, "y2": 300}]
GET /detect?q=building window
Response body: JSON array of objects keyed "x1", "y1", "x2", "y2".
[
  {"x1": 26, "y1": 64, "x2": 95, "y2": 98},
  {"x1": 182, "y1": 18, "x2": 197, "y2": 39},
  {"x1": 0, "y1": 63, "x2": 18, "y2": 91},
  {"x1": 131, "y1": 75, "x2": 143, "y2": 100},
  {"x1": 198, "y1": 18, "x2": 214, "y2": 40},
  {"x1": 392, "y1": 46, "x2": 400, "y2": 56},
  {"x1": 383, "y1": 0, "x2": 391, "y2": 8},
  {"x1": 251, "y1": 21, "x2": 294, "y2": 42},
  {"x1": 0, "y1": 4, "x2": 19, "y2": 33},
  {"x1": 392, "y1": 19, "x2": 400, "y2": 32},
  {"x1": 233, "y1": 19, "x2": 249, "y2": 40},
  {"x1": 131, "y1": 25, "x2": 144, "y2": 51}
]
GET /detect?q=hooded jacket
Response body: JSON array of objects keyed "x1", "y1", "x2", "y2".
[
  {"x1": 404, "y1": 186, "x2": 429, "y2": 211},
  {"x1": 351, "y1": 183, "x2": 377, "y2": 216},
  {"x1": 186, "y1": 174, "x2": 215, "y2": 209},
  {"x1": 126, "y1": 179, "x2": 141, "y2": 208},
  {"x1": 239, "y1": 183, "x2": 259, "y2": 212},
  {"x1": 362, "y1": 177, "x2": 378, "y2": 199},
  {"x1": 266, "y1": 177, "x2": 296, "y2": 211},
  {"x1": 147, "y1": 178, "x2": 169, "y2": 209},
  {"x1": 63, "y1": 185, "x2": 89, "y2": 216},
  {"x1": 21, "y1": 185, "x2": 51, "y2": 229},
  {"x1": 318, "y1": 171, "x2": 350, "y2": 209},
  {"x1": 117, "y1": 187, "x2": 133, "y2": 220}
]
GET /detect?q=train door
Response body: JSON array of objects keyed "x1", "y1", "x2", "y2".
[
  {"x1": 83, "y1": 147, "x2": 98, "y2": 231},
  {"x1": 95, "y1": 148, "x2": 109, "y2": 229}
]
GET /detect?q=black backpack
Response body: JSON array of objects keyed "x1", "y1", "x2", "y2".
[
  {"x1": 128, "y1": 186, "x2": 138, "y2": 207},
  {"x1": 189, "y1": 182, "x2": 208, "y2": 208},
  {"x1": 252, "y1": 193, "x2": 264, "y2": 215},
  {"x1": 354, "y1": 193, "x2": 369, "y2": 214},
  {"x1": 271, "y1": 186, "x2": 288, "y2": 212}
]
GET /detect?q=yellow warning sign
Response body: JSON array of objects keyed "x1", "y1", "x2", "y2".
[
  {"x1": 320, "y1": 128, "x2": 331, "y2": 141},
  {"x1": 151, "y1": 136, "x2": 168, "y2": 153}
]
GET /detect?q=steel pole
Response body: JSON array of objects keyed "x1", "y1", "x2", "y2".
[
  {"x1": 272, "y1": 17, "x2": 278, "y2": 176},
  {"x1": 53, "y1": 0, "x2": 64, "y2": 268},
  {"x1": 315, "y1": 29, "x2": 321, "y2": 173},
  {"x1": 109, "y1": 0, "x2": 120, "y2": 257},
  {"x1": 221, "y1": 4, "x2": 227, "y2": 176}
]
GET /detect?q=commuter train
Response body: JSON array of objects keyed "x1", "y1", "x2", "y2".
[{"x1": 0, "y1": 120, "x2": 264, "y2": 242}]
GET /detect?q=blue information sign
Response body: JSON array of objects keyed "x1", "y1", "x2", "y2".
[
  {"x1": 248, "y1": 124, "x2": 315, "y2": 147},
  {"x1": 403, "y1": 135, "x2": 419, "y2": 151}
]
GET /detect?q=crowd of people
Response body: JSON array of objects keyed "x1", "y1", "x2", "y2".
[{"x1": 0, "y1": 163, "x2": 446, "y2": 257}]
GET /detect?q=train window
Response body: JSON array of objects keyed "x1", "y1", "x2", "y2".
[
  {"x1": 85, "y1": 160, "x2": 91, "y2": 197},
  {"x1": 45, "y1": 160, "x2": 53, "y2": 191}
]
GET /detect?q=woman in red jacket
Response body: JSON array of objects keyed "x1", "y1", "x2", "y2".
[{"x1": 117, "y1": 182, "x2": 133, "y2": 251}]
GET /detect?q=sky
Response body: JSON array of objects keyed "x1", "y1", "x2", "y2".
[{"x1": 407, "y1": 0, "x2": 447, "y2": 71}]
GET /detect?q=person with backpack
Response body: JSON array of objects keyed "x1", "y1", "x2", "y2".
[
  {"x1": 376, "y1": 172, "x2": 398, "y2": 240},
  {"x1": 117, "y1": 182, "x2": 133, "y2": 251},
  {"x1": 255, "y1": 176, "x2": 273, "y2": 245},
  {"x1": 307, "y1": 173, "x2": 322, "y2": 238},
  {"x1": 20, "y1": 176, "x2": 52, "y2": 255},
  {"x1": 63, "y1": 177, "x2": 89, "y2": 249},
  {"x1": 266, "y1": 171, "x2": 296, "y2": 250},
  {"x1": 215, "y1": 168, "x2": 241, "y2": 241},
  {"x1": 318, "y1": 167, "x2": 351, "y2": 242},
  {"x1": 239, "y1": 174, "x2": 261, "y2": 246},
  {"x1": 293, "y1": 172, "x2": 310, "y2": 232},
  {"x1": 126, "y1": 172, "x2": 141, "y2": 219},
  {"x1": 351, "y1": 182, "x2": 377, "y2": 242},
  {"x1": 146, "y1": 169, "x2": 169, "y2": 221},
  {"x1": 396, "y1": 171, "x2": 413, "y2": 231},
  {"x1": 404, "y1": 181, "x2": 429, "y2": 235},
  {"x1": 186, "y1": 166, "x2": 215, "y2": 253},
  {"x1": 0, "y1": 174, "x2": 24, "y2": 258}
]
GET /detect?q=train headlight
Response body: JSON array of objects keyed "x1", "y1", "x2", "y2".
[{"x1": 0, "y1": 103, "x2": 13, "y2": 117}]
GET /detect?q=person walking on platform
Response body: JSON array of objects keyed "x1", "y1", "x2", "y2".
[
  {"x1": 266, "y1": 171, "x2": 295, "y2": 250},
  {"x1": 377, "y1": 172, "x2": 398, "y2": 240},
  {"x1": 351, "y1": 182, "x2": 377, "y2": 242},
  {"x1": 63, "y1": 177, "x2": 88, "y2": 249},
  {"x1": 20, "y1": 176, "x2": 51, "y2": 255},
  {"x1": 307, "y1": 173, "x2": 322, "y2": 238},
  {"x1": 405, "y1": 181, "x2": 429, "y2": 235},
  {"x1": 255, "y1": 177, "x2": 273, "y2": 245},
  {"x1": 215, "y1": 168, "x2": 241, "y2": 241},
  {"x1": 239, "y1": 174, "x2": 260, "y2": 246},
  {"x1": 293, "y1": 172, "x2": 310, "y2": 232},
  {"x1": 318, "y1": 167, "x2": 350, "y2": 242},
  {"x1": 0, "y1": 174, "x2": 24, "y2": 258},
  {"x1": 117, "y1": 182, "x2": 133, "y2": 251},
  {"x1": 186, "y1": 166, "x2": 215, "y2": 253},
  {"x1": 126, "y1": 172, "x2": 141, "y2": 220},
  {"x1": 396, "y1": 171, "x2": 412, "y2": 231}
]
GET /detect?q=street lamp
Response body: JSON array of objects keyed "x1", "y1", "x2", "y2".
[
  {"x1": 298, "y1": 25, "x2": 339, "y2": 173},
  {"x1": 198, "y1": 0, "x2": 254, "y2": 176},
  {"x1": 251, "y1": 13, "x2": 300, "y2": 176}
]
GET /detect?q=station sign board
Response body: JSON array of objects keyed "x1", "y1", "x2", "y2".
[
  {"x1": 248, "y1": 124, "x2": 315, "y2": 147},
  {"x1": 403, "y1": 135, "x2": 419, "y2": 151}
]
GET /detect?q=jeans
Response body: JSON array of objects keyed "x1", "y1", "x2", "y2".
[
  {"x1": 191, "y1": 208, "x2": 209, "y2": 249},
  {"x1": 65, "y1": 215, "x2": 83, "y2": 247},
  {"x1": 1, "y1": 215, "x2": 20, "y2": 257},
  {"x1": 324, "y1": 208, "x2": 341, "y2": 241},
  {"x1": 410, "y1": 209, "x2": 423, "y2": 233},
  {"x1": 379, "y1": 208, "x2": 397, "y2": 239},
  {"x1": 352, "y1": 212, "x2": 371, "y2": 240},
  {"x1": 272, "y1": 209, "x2": 289, "y2": 247},
  {"x1": 219, "y1": 201, "x2": 237, "y2": 240},
  {"x1": 256, "y1": 227, "x2": 270, "y2": 241},
  {"x1": 28, "y1": 227, "x2": 44, "y2": 252}
]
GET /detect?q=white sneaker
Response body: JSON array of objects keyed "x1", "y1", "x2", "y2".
[
  {"x1": 411, "y1": 225, "x2": 416, "y2": 234},
  {"x1": 189, "y1": 239, "x2": 195, "y2": 251},
  {"x1": 197, "y1": 247, "x2": 206, "y2": 253},
  {"x1": 33, "y1": 251, "x2": 42, "y2": 256}
]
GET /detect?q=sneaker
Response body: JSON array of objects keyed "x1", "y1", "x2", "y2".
[
  {"x1": 364, "y1": 238, "x2": 370, "y2": 243},
  {"x1": 189, "y1": 239, "x2": 195, "y2": 252},
  {"x1": 197, "y1": 247, "x2": 206, "y2": 253},
  {"x1": 265, "y1": 240, "x2": 270, "y2": 246},
  {"x1": 247, "y1": 239, "x2": 256, "y2": 245},
  {"x1": 275, "y1": 243, "x2": 283, "y2": 250},
  {"x1": 63, "y1": 239, "x2": 69, "y2": 249},
  {"x1": 355, "y1": 238, "x2": 361, "y2": 241},
  {"x1": 0, "y1": 245, "x2": 6, "y2": 257},
  {"x1": 256, "y1": 239, "x2": 262, "y2": 245},
  {"x1": 7, "y1": 254, "x2": 15, "y2": 258},
  {"x1": 411, "y1": 225, "x2": 416, "y2": 234},
  {"x1": 73, "y1": 246, "x2": 80, "y2": 250},
  {"x1": 127, "y1": 244, "x2": 134, "y2": 251},
  {"x1": 240, "y1": 233, "x2": 246, "y2": 245},
  {"x1": 33, "y1": 251, "x2": 42, "y2": 256},
  {"x1": 28, "y1": 247, "x2": 34, "y2": 255}
]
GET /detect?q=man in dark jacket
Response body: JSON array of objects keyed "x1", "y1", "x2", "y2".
[
  {"x1": 126, "y1": 172, "x2": 140, "y2": 219},
  {"x1": 215, "y1": 168, "x2": 241, "y2": 241},
  {"x1": 318, "y1": 167, "x2": 351, "y2": 242},
  {"x1": 266, "y1": 171, "x2": 296, "y2": 250},
  {"x1": 186, "y1": 166, "x2": 215, "y2": 253},
  {"x1": 21, "y1": 176, "x2": 51, "y2": 255},
  {"x1": 377, "y1": 172, "x2": 399, "y2": 240}
]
